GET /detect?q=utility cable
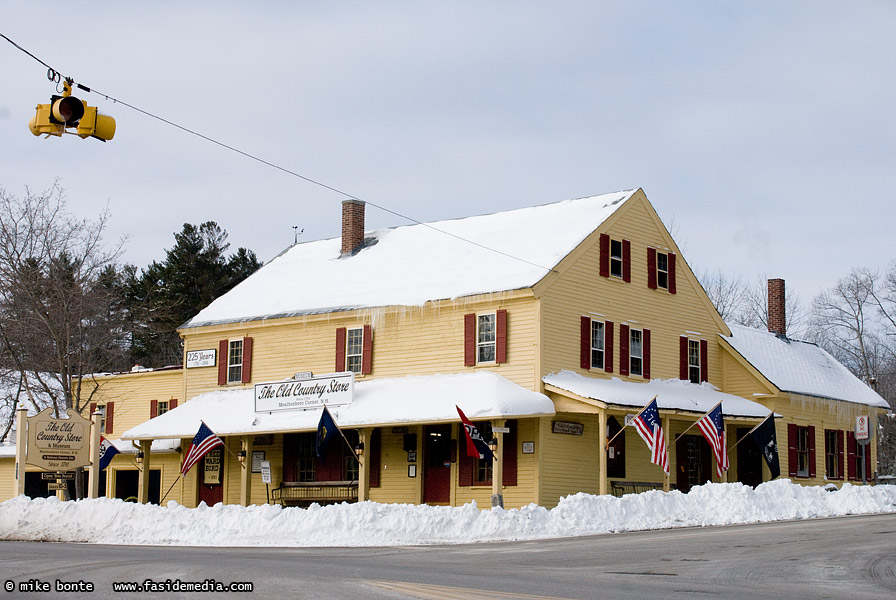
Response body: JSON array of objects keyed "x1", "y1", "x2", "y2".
[{"x1": 2, "y1": 32, "x2": 557, "y2": 273}]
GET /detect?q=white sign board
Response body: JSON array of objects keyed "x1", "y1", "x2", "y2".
[
  {"x1": 254, "y1": 372, "x2": 354, "y2": 412},
  {"x1": 260, "y1": 460, "x2": 272, "y2": 484},
  {"x1": 186, "y1": 349, "x2": 216, "y2": 368},
  {"x1": 856, "y1": 415, "x2": 870, "y2": 441}
]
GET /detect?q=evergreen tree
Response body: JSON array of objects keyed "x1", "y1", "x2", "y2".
[{"x1": 127, "y1": 222, "x2": 261, "y2": 366}]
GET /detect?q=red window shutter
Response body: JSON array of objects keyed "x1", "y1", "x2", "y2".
[
  {"x1": 847, "y1": 432, "x2": 857, "y2": 480},
  {"x1": 580, "y1": 316, "x2": 591, "y2": 370},
  {"x1": 700, "y1": 339, "x2": 708, "y2": 382},
  {"x1": 105, "y1": 402, "x2": 114, "y2": 434},
  {"x1": 335, "y1": 327, "x2": 346, "y2": 371},
  {"x1": 241, "y1": 336, "x2": 253, "y2": 383},
  {"x1": 503, "y1": 420, "x2": 517, "y2": 487},
  {"x1": 169, "y1": 399, "x2": 178, "y2": 410},
  {"x1": 464, "y1": 313, "x2": 476, "y2": 367},
  {"x1": 679, "y1": 336, "x2": 688, "y2": 380},
  {"x1": 458, "y1": 428, "x2": 473, "y2": 486},
  {"x1": 787, "y1": 424, "x2": 798, "y2": 477},
  {"x1": 808, "y1": 425, "x2": 816, "y2": 478},
  {"x1": 668, "y1": 253, "x2": 677, "y2": 294},
  {"x1": 217, "y1": 339, "x2": 228, "y2": 385},
  {"x1": 622, "y1": 239, "x2": 631, "y2": 283},
  {"x1": 837, "y1": 430, "x2": 844, "y2": 480},
  {"x1": 150, "y1": 400, "x2": 158, "y2": 419},
  {"x1": 647, "y1": 248, "x2": 657, "y2": 289},
  {"x1": 496, "y1": 309, "x2": 507, "y2": 364},
  {"x1": 362, "y1": 324, "x2": 373, "y2": 374},
  {"x1": 643, "y1": 329, "x2": 651, "y2": 379},
  {"x1": 283, "y1": 434, "x2": 297, "y2": 482},
  {"x1": 619, "y1": 324, "x2": 630, "y2": 376},
  {"x1": 599, "y1": 233, "x2": 610, "y2": 278},
  {"x1": 90, "y1": 402, "x2": 97, "y2": 416},
  {"x1": 369, "y1": 429, "x2": 381, "y2": 488},
  {"x1": 605, "y1": 321, "x2": 614, "y2": 373}
]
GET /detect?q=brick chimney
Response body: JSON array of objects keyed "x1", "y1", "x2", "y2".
[
  {"x1": 341, "y1": 199, "x2": 365, "y2": 256},
  {"x1": 767, "y1": 278, "x2": 786, "y2": 336}
]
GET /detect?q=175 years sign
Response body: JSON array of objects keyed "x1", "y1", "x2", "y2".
[{"x1": 26, "y1": 408, "x2": 91, "y2": 470}]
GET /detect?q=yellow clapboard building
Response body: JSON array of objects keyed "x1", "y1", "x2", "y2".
[{"x1": 2, "y1": 189, "x2": 887, "y2": 508}]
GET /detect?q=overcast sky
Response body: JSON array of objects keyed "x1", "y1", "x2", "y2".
[{"x1": 2, "y1": 1, "x2": 894, "y2": 309}]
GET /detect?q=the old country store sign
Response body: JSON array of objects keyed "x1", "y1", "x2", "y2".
[
  {"x1": 26, "y1": 408, "x2": 91, "y2": 470},
  {"x1": 254, "y1": 372, "x2": 354, "y2": 413}
]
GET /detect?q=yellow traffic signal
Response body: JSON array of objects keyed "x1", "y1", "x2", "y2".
[{"x1": 28, "y1": 80, "x2": 115, "y2": 141}]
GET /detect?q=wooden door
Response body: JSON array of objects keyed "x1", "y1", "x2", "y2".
[
  {"x1": 423, "y1": 425, "x2": 452, "y2": 504},
  {"x1": 676, "y1": 434, "x2": 711, "y2": 493},
  {"x1": 737, "y1": 427, "x2": 763, "y2": 488},
  {"x1": 198, "y1": 448, "x2": 224, "y2": 506}
]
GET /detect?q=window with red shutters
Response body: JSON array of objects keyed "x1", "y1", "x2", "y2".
[
  {"x1": 464, "y1": 311, "x2": 507, "y2": 365},
  {"x1": 457, "y1": 420, "x2": 517, "y2": 487},
  {"x1": 788, "y1": 424, "x2": 813, "y2": 478}
]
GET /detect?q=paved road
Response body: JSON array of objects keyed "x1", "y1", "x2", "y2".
[{"x1": 1, "y1": 513, "x2": 894, "y2": 599}]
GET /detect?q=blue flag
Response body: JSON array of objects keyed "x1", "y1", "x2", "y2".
[
  {"x1": 316, "y1": 405, "x2": 340, "y2": 464},
  {"x1": 98, "y1": 436, "x2": 120, "y2": 471}
]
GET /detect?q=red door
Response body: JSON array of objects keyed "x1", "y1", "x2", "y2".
[
  {"x1": 198, "y1": 448, "x2": 224, "y2": 506},
  {"x1": 423, "y1": 425, "x2": 452, "y2": 504}
]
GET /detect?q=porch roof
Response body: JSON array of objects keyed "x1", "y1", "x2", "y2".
[
  {"x1": 542, "y1": 370, "x2": 771, "y2": 418},
  {"x1": 121, "y1": 371, "x2": 555, "y2": 441}
]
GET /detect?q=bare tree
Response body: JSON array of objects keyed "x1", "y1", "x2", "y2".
[
  {"x1": 697, "y1": 270, "x2": 807, "y2": 337},
  {"x1": 0, "y1": 182, "x2": 129, "y2": 428},
  {"x1": 697, "y1": 268, "x2": 748, "y2": 322}
]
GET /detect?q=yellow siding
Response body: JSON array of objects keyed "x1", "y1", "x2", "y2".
[
  {"x1": 370, "y1": 427, "x2": 422, "y2": 504},
  {"x1": 538, "y1": 413, "x2": 600, "y2": 508}
]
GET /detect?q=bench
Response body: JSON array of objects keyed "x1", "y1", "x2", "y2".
[
  {"x1": 272, "y1": 481, "x2": 358, "y2": 507},
  {"x1": 610, "y1": 481, "x2": 666, "y2": 497}
]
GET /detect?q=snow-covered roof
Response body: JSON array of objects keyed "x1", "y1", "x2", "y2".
[
  {"x1": 121, "y1": 372, "x2": 555, "y2": 440},
  {"x1": 542, "y1": 370, "x2": 771, "y2": 418},
  {"x1": 184, "y1": 190, "x2": 636, "y2": 328},
  {"x1": 723, "y1": 324, "x2": 888, "y2": 409}
]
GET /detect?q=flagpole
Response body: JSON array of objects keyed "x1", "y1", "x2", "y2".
[
  {"x1": 159, "y1": 474, "x2": 182, "y2": 504},
  {"x1": 726, "y1": 412, "x2": 773, "y2": 455},
  {"x1": 672, "y1": 401, "x2": 722, "y2": 445},
  {"x1": 323, "y1": 406, "x2": 360, "y2": 461},
  {"x1": 605, "y1": 396, "x2": 657, "y2": 450}
]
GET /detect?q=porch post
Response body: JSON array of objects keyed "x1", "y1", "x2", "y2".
[
  {"x1": 358, "y1": 428, "x2": 371, "y2": 502},
  {"x1": 491, "y1": 419, "x2": 505, "y2": 508},
  {"x1": 662, "y1": 415, "x2": 671, "y2": 492},
  {"x1": 598, "y1": 408, "x2": 608, "y2": 496},
  {"x1": 137, "y1": 439, "x2": 152, "y2": 503},
  {"x1": 239, "y1": 435, "x2": 253, "y2": 506},
  {"x1": 15, "y1": 407, "x2": 27, "y2": 497},
  {"x1": 87, "y1": 409, "x2": 102, "y2": 499}
]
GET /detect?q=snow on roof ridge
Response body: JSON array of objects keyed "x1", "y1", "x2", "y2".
[
  {"x1": 723, "y1": 323, "x2": 888, "y2": 408},
  {"x1": 183, "y1": 189, "x2": 638, "y2": 328}
]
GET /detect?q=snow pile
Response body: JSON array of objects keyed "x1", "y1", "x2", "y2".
[{"x1": 2, "y1": 480, "x2": 895, "y2": 547}]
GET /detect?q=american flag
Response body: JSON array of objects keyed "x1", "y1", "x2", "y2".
[
  {"x1": 633, "y1": 397, "x2": 668, "y2": 473},
  {"x1": 181, "y1": 422, "x2": 224, "y2": 476},
  {"x1": 696, "y1": 402, "x2": 729, "y2": 478}
]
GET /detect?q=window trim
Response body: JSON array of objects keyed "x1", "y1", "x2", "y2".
[
  {"x1": 824, "y1": 429, "x2": 843, "y2": 480},
  {"x1": 656, "y1": 251, "x2": 669, "y2": 290},
  {"x1": 629, "y1": 328, "x2": 643, "y2": 377},
  {"x1": 346, "y1": 327, "x2": 364, "y2": 374},
  {"x1": 590, "y1": 320, "x2": 605, "y2": 370},
  {"x1": 227, "y1": 338, "x2": 244, "y2": 384},
  {"x1": 609, "y1": 239, "x2": 624, "y2": 279},
  {"x1": 688, "y1": 339, "x2": 701, "y2": 384},
  {"x1": 477, "y1": 313, "x2": 497, "y2": 364}
]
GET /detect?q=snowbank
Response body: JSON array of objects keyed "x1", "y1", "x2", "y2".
[{"x1": 1, "y1": 480, "x2": 894, "y2": 547}]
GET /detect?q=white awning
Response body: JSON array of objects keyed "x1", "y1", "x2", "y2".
[
  {"x1": 122, "y1": 371, "x2": 555, "y2": 441},
  {"x1": 542, "y1": 370, "x2": 771, "y2": 418}
]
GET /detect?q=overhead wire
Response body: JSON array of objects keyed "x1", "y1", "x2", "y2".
[{"x1": 2, "y1": 32, "x2": 557, "y2": 274}]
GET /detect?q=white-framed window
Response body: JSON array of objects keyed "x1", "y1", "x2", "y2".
[
  {"x1": 610, "y1": 239, "x2": 624, "y2": 278},
  {"x1": 227, "y1": 339, "x2": 244, "y2": 384},
  {"x1": 629, "y1": 328, "x2": 643, "y2": 376},
  {"x1": 656, "y1": 252, "x2": 669, "y2": 290},
  {"x1": 98, "y1": 405, "x2": 107, "y2": 432},
  {"x1": 477, "y1": 313, "x2": 496, "y2": 363},
  {"x1": 591, "y1": 320, "x2": 605, "y2": 369},
  {"x1": 824, "y1": 429, "x2": 840, "y2": 480},
  {"x1": 795, "y1": 426, "x2": 810, "y2": 478},
  {"x1": 346, "y1": 327, "x2": 364, "y2": 373},
  {"x1": 688, "y1": 339, "x2": 701, "y2": 384},
  {"x1": 157, "y1": 400, "x2": 170, "y2": 416}
]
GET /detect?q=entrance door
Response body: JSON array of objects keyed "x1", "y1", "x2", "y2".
[
  {"x1": 737, "y1": 427, "x2": 763, "y2": 488},
  {"x1": 676, "y1": 435, "x2": 712, "y2": 493},
  {"x1": 198, "y1": 448, "x2": 224, "y2": 506},
  {"x1": 423, "y1": 424, "x2": 452, "y2": 504}
]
